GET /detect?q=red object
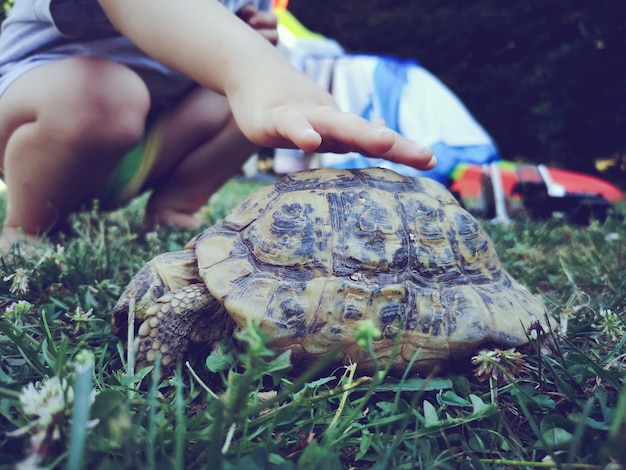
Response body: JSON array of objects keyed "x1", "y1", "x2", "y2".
[
  {"x1": 273, "y1": 0, "x2": 290, "y2": 10},
  {"x1": 548, "y1": 167, "x2": 624, "y2": 202},
  {"x1": 449, "y1": 162, "x2": 516, "y2": 199},
  {"x1": 450, "y1": 162, "x2": 624, "y2": 202}
]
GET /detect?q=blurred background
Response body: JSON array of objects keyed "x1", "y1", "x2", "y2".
[
  {"x1": 287, "y1": 0, "x2": 626, "y2": 184},
  {"x1": 1, "y1": 0, "x2": 624, "y2": 184}
]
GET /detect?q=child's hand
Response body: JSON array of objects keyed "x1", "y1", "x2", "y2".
[
  {"x1": 100, "y1": 0, "x2": 436, "y2": 171},
  {"x1": 228, "y1": 7, "x2": 434, "y2": 170},
  {"x1": 237, "y1": 5, "x2": 279, "y2": 45},
  {"x1": 229, "y1": 74, "x2": 437, "y2": 171}
]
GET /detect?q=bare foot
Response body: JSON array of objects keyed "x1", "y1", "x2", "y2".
[
  {"x1": 0, "y1": 227, "x2": 46, "y2": 256},
  {"x1": 143, "y1": 209, "x2": 202, "y2": 230}
]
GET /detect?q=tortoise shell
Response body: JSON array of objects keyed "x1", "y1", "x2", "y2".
[{"x1": 113, "y1": 167, "x2": 547, "y2": 374}]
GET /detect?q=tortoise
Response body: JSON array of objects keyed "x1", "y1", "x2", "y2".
[{"x1": 112, "y1": 167, "x2": 548, "y2": 375}]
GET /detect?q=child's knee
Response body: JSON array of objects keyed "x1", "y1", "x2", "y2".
[
  {"x1": 72, "y1": 66, "x2": 149, "y2": 144},
  {"x1": 42, "y1": 58, "x2": 151, "y2": 149},
  {"x1": 63, "y1": 101, "x2": 146, "y2": 150}
]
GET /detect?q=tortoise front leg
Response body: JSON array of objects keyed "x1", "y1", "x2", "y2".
[
  {"x1": 135, "y1": 283, "x2": 235, "y2": 373},
  {"x1": 112, "y1": 249, "x2": 202, "y2": 336}
]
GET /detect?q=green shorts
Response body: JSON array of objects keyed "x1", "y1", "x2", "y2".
[{"x1": 101, "y1": 114, "x2": 168, "y2": 208}]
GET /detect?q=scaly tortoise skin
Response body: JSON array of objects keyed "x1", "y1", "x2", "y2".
[{"x1": 112, "y1": 167, "x2": 547, "y2": 374}]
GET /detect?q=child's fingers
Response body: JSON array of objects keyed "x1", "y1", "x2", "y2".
[
  {"x1": 235, "y1": 4, "x2": 256, "y2": 22},
  {"x1": 259, "y1": 106, "x2": 323, "y2": 151},
  {"x1": 237, "y1": 6, "x2": 278, "y2": 44},
  {"x1": 374, "y1": 135, "x2": 438, "y2": 170},
  {"x1": 248, "y1": 11, "x2": 278, "y2": 30},
  {"x1": 254, "y1": 106, "x2": 436, "y2": 171},
  {"x1": 307, "y1": 110, "x2": 436, "y2": 170}
]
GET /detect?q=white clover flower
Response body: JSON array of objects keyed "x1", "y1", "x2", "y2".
[
  {"x1": 54, "y1": 244, "x2": 65, "y2": 258},
  {"x1": 4, "y1": 300, "x2": 34, "y2": 324},
  {"x1": 472, "y1": 348, "x2": 526, "y2": 382},
  {"x1": 594, "y1": 307, "x2": 626, "y2": 343},
  {"x1": 51, "y1": 244, "x2": 67, "y2": 271},
  {"x1": 12, "y1": 355, "x2": 98, "y2": 463},
  {"x1": 145, "y1": 231, "x2": 159, "y2": 243},
  {"x1": 4, "y1": 302, "x2": 17, "y2": 320},
  {"x1": 67, "y1": 307, "x2": 94, "y2": 323},
  {"x1": 599, "y1": 307, "x2": 615, "y2": 318},
  {"x1": 20, "y1": 377, "x2": 73, "y2": 428},
  {"x1": 67, "y1": 307, "x2": 95, "y2": 333},
  {"x1": 4, "y1": 268, "x2": 30, "y2": 295}
]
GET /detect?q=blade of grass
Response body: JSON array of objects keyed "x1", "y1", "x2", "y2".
[
  {"x1": 126, "y1": 298, "x2": 136, "y2": 399},
  {"x1": 0, "y1": 321, "x2": 49, "y2": 376},
  {"x1": 609, "y1": 382, "x2": 626, "y2": 442},
  {"x1": 67, "y1": 351, "x2": 95, "y2": 470},
  {"x1": 147, "y1": 353, "x2": 161, "y2": 470},
  {"x1": 566, "y1": 397, "x2": 595, "y2": 467},
  {"x1": 0, "y1": 386, "x2": 21, "y2": 400},
  {"x1": 174, "y1": 365, "x2": 186, "y2": 470}
]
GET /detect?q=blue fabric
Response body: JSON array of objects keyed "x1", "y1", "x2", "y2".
[
  {"x1": 361, "y1": 56, "x2": 419, "y2": 133},
  {"x1": 328, "y1": 55, "x2": 499, "y2": 182},
  {"x1": 423, "y1": 142, "x2": 499, "y2": 182}
]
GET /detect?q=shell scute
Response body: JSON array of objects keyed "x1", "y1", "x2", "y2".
[{"x1": 242, "y1": 192, "x2": 333, "y2": 272}]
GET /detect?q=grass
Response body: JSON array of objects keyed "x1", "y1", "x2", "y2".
[{"x1": 0, "y1": 177, "x2": 625, "y2": 469}]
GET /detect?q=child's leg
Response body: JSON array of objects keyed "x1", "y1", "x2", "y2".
[
  {"x1": 0, "y1": 57, "x2": 150, "y2": 249},
  {"x1": 142, "y1": 86, "x2": 256, "y2": 228}
]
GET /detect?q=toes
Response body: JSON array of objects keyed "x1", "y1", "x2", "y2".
[
  {"x1": 134, "y1": 284, "x2": 211, "y2": 372},
  {"x1": 135, "y1": 299, "x2": 179, "y2": 370}
]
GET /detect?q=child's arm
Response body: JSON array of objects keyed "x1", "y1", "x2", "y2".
[{"x1": 99, "y1": 0, "x2": 436, "y2": 170}]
